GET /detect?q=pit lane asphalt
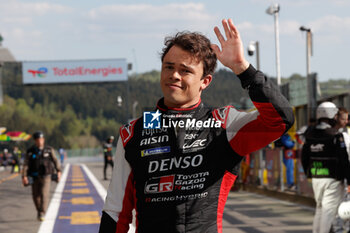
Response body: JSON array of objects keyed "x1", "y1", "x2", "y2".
[{"x1": 0, "y1": 160, "x2": 314, "y2": 233}]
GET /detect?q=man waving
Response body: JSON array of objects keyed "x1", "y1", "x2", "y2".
[{"x1": 99, "y1": 19, "x2": 294, "y2": 233}]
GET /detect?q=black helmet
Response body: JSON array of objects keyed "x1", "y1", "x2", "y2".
[{"x1": 33, "y1": 131, "x2": 44, "y2": 139}]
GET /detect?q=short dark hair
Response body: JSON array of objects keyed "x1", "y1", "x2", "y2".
[
  {"x1": 337, "y1": 107, "x2": 348, "y2": 116},
  {"x1": 161, "y1": 31, "x2": 217, "y2": 77},
  {"x1": 33, "y1": 131, "x2": 44, "y2": 139}
]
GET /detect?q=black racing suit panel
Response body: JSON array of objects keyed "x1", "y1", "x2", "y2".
[
  {"x1": 301, "y1": 123, "x2": 350, "y2": 183},
  {"x1": 99, "y1": 65, "x2": 294, "y2": 233}
]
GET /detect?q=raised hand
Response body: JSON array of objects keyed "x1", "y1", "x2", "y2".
[{"x1": 211, "y1": 19, "x2": 250, "y2": 75}]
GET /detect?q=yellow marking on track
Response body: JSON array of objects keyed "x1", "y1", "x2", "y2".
[
  {"x1": 62, "y1": 197, "x2": 95, "y2": 205},
  {"x1": 71, "y1": 182, "x2": 87, "y2": 187},
  {"x1": 70, "y1": 178, "x2": 85, "y2": 182},
  {"x1": 0, "y1": 173, "x2": 19, "y2": 184},
  {"x1": 64, "y1": 188, "x2": 90, "y2": 194},
  {"x1": 72, "y1": 170, "x2": 83, "y2": 174},
  {"x1": 71, "y1": 197, "x2": 95, "y2": 205},
  {"x1": 59, "y1": 211, "x2": 100, "y2": 225}
]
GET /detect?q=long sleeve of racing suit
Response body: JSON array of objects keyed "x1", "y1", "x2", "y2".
[
  {"x1": 99, "y1": 136, "x2": 135, "y2": 233},
  {"x1": 215, "y1": 64, "x2": 294, "y2": 156},
  {"x1": 99, "y1": 65, "x2": 294, "y2": 233}
]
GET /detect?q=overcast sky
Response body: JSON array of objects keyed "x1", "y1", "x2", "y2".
[{"x1": 1, "y1": 0, "x2": 349, "y2": 81}]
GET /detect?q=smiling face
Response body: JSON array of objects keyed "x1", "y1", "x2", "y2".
[{"x1": 160, "y1": 46, "x2": 212, "y2": 108}]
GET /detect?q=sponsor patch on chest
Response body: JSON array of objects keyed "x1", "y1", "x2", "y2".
[
  {"x1": 310, "y1": 144, "x2": 325, "y2": 152},
  {"x1": 140, "y1": 135, "x2": 169, "y2": 146},
  {"x1": 141, "y1": 146, "x2": 171, "y2": 157}
]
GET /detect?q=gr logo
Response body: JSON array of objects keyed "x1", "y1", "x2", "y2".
[
  {"x1": 143, "y1": 110, "x2": 162, "y2": 129},
  {"x1": 144, "y1": 175, "x2": 174, "y2": 194}
]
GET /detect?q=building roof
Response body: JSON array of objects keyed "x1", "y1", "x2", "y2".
[{"x1": 0, "y1": 47, "x2": 16, "y2": 62}]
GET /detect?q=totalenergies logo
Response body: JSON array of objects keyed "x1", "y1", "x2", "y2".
[{"x1": 27, "y1": 67, "x2": 48, "y2": 78}]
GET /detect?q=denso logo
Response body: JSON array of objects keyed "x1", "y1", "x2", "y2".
[
  {"x1": 148, "y1": 154, "x2": 203, "y2": 173},
  {"x1": 144, "y1": 175, "x2": 175, "y2": 194},
  {"x1": 140, "y1": 135, "x2": 169, "y2": 146}
]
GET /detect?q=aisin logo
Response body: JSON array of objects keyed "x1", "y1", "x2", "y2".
[
  {"x1": 143, "y1": 110, "x2": 161, "y2": 129},
  {"x1": 28, "y1": 67, "x2": 48, "y2": 78}
]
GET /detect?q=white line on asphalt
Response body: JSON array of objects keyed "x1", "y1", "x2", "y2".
[
  {"x1": 81, "y1": 164, "x2": 107, "y2": 200},
  {"x1": 81, "y1": 164, "x2": 136, "y2": 233},
  {"x1": 37, "y1": 164, "x2": 71, "y2": 233}
]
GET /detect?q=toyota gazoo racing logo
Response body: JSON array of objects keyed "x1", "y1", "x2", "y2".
[
  {"x1": 144, "y1": 175, "x2": 175, "y2": 194},
  {"x1": 27, "y1": 67, "x2": 48, "y2": 78}
]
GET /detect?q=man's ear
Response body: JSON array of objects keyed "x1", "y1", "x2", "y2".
[{"x1": 200, "y1": 75, "x2": 212, "y2": 91}]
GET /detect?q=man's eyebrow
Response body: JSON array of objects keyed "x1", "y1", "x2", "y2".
[
  {"x1": 180, "y1": 64, "x2": 194, "y2": 70},
  {"x1": 163, "y1": 62, "x2": 194, "y2": 70}
]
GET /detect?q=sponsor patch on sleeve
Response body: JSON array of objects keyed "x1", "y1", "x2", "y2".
[{"x1": 120, "y1": 119, "x2": 137, "y2": 146}]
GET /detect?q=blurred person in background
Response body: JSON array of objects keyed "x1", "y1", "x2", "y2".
[
  {"x1": 103, "y1": 136, "x2": 114, "y2": 180},
  {"x1": 295, "y1": 118, "x2": 316, "y2": 146},
  {"x1": 302, "y1": 102, "x2": 350, "y2": 233},
  {"x1": 22, "y1": 131, "x2": 61, "y2": 221},
  {"x1": 335, "y1": 107, "x2": 349, "y2": 132},
  {"x1": 332, "y1": 107, "x2": 350, "y2": 232},
  {"x1": 280, "y1": 133, "x2": 296, "y2": 189},
  {"x1": 10, "y1": 146, "x2": 20, "y2": 173},
  {"x1": 1, "y1": 148, "x2": 9, "y2": 169},
  {"x1": 335, "y1": 107, "x2": 349, "y2": 156},
  {"x1": 58, "y1": 148, "x2": 67, "y2": 166}
]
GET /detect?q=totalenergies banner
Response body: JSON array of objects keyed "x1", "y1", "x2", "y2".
[{"x1": 22, "y1": 59, "x2": 127, "y2": 84}]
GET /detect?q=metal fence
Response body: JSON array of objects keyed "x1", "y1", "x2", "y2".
[
  {"x1": 240, "y1": 147, "x2": 314, "y2": 198},
  {"x1": 65, "y1": 148, "x2": 116, "y2": 158}
]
